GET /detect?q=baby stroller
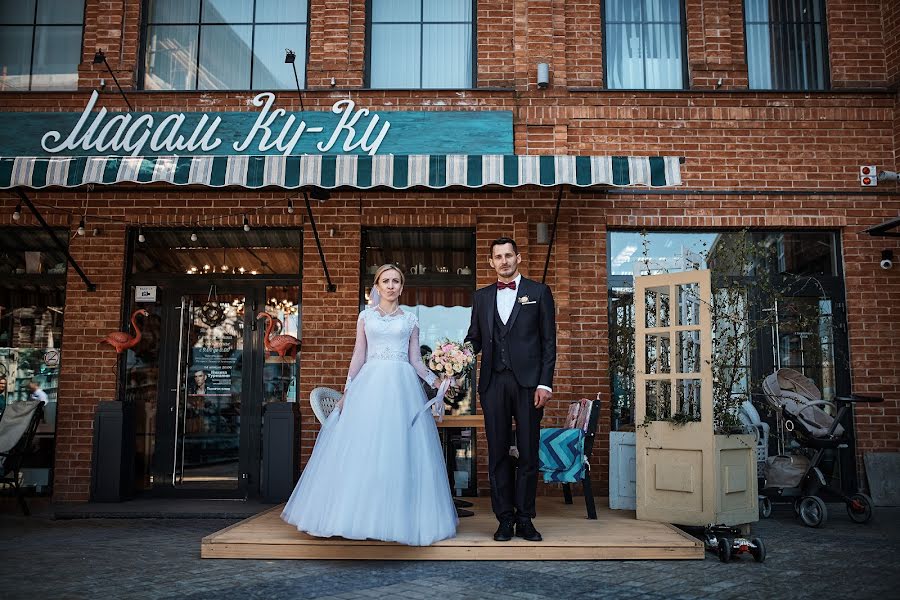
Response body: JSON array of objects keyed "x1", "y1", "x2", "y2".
[{"x1": 759, "y1": 368, "x2": 882, "y2": 527}]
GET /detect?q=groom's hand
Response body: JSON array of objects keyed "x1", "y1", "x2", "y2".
[{"x1": 534, "y1": 388, "x2": 552, "y2": 408}]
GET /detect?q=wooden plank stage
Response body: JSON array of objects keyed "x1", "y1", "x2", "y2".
[{"x1": 201, "y1": 497, "x2": 703, "y2": 560}]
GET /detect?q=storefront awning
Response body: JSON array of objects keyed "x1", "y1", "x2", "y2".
[{"x1": 1, "y1": 154, "x2": 682, "y2": 190}]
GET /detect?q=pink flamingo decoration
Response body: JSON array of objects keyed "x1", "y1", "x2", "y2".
[
  {"x1": 257, "y1": 312, "x2": 299, "y2": 357},
  {"x1": 99, "y1": 309, "x2": 149, "y2": 353},
  {"x1": 258, "y1": 312, "x2": 299, "y2": 402}
]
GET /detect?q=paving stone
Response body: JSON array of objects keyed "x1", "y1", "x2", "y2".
[{"x1": 1, "y1": 503, "x2": 898, "y2": 599}]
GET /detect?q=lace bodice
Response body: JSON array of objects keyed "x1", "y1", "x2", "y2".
[{"x1": 345, "y1": 308, "x2": 438, "y2": 390}]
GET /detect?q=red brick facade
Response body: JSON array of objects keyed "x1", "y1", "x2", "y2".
[{"x1": 0, "y1": 0, "x2": 897, "y2": 503}]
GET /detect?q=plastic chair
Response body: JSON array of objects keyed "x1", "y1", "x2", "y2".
[
  {"x1": 309, "y1": 387, "x2": 342, "y2": 425},
  {"x1": 0, "y1": 400, "x2": 45, "y2": 516}
]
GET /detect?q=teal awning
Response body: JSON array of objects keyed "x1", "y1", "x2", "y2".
[{"x1": 1, "y1": 154, "x2": 682, "y2": 190}]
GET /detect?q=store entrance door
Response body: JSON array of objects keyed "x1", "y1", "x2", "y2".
[{"x1": 152, "y1": 284, "x2": 259, "y2": 498}]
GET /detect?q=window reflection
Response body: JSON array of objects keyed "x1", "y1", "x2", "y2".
[
  {"x1": 608, "y1": 230, "x2": 842, "y2": 432},
  {"x1": 142, "y1": 0, "x2": 308, "y2": 90}
]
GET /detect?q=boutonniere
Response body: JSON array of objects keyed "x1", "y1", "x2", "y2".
[{"x1": 517, "y1": 296, "x2": 530, "y2": 304}]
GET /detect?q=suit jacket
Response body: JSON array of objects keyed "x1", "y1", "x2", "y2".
[{"x1": 465, "y1": 276, "x2": 557, "y2": 393}]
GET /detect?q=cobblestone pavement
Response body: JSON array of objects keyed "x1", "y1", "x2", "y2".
[{"x1": 1, "y1": 503, "x2": 898, "y2": 600}]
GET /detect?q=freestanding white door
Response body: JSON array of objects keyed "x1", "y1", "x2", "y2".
[{"x1": 634, "y1": 270, "x2": 757, "y2": 526}]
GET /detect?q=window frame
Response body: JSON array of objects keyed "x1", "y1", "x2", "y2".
[
  {"x1": 0, "y1": 0, "x2": 87, "y2": 92},
  {"x1": 364, "y1": 0, "x2": 478, "y2": 90},
  {"x1": 137, "y1": 0, "x2": 312, "y2": 92},
  {"x1": 742, "y1": 0, "x2": 831, "y2": 91},
  {"x1": 601, "y1": 0, "x2": 689, "y2": 91}
]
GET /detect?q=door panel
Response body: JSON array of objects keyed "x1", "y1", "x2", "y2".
[{"x1": 152, "y1": 287, "x2": 253, "y2": 497}]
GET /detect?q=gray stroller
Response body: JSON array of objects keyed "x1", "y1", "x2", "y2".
[{"x1": 759, "y1": 368, "x2": 882, "y2": 528}]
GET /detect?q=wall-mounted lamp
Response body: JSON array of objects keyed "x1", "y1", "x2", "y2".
[
  {"x1": 285, "y1": 49, "x2": 305, "y2": 111},
  {"x1": 881, "y1": 249, "x2": 894, "y2": 270},
  {"x1": 537, "y1": 63, "x2": 550, "y2": 89},
  {"x1": 536, "y1": 222, "x2": 551, "y2": 244}
]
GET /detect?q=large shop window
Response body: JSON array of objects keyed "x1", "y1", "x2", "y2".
[
  {"x1": 608, "y1": 230, "x2": 858, "y2": 491},
  {"x1": 604, "y1": 0, "x2": 686, "y2": 90},
  {"x1": 141, "y1": 0, "x2": 309, "y2": 91},
  {"x1": 745, "y1": 0, "x2": 829, "y2": 90},
  {"x1": 0, "y1": 0, "x2": 85, "y2": 91},
  {"x1": 367, "y1": 0, "x2": 474, "y2": 89},
  {"x1": 361, "y1": 227, "x2": 477, "y2": 496},
  {"x1": 0, "y1": 228, "x2": 67, "y2": 493}
]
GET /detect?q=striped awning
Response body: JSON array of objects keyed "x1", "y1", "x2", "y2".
[{"x1": 1, "y1": 154, "x2": 682, "y2": 190}]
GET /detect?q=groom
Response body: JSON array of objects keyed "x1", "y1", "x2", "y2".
[{"x1": 465, "y1": 237, "x2": 556, "y2": 542}]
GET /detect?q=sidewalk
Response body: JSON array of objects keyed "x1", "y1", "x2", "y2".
[{"x1": 1, "y1": 502, "x2": 898, "y2": 599}]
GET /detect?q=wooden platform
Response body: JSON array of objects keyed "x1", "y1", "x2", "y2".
[{"x1": 201, "y1": 498, "x2": 703, "y2": 560}]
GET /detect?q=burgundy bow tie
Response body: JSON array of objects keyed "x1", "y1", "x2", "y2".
[{"x1": 497, "y1": 280, "x2": 516, "y2": 290}]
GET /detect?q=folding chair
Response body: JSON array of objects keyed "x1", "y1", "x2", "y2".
[{"x1": 0, "y1": 400, "x2": 45, "y2": 516}]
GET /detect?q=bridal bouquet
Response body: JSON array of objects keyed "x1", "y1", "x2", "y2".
[{"x1": 426, "y1": 339, "x2": 476, "y2": 400}]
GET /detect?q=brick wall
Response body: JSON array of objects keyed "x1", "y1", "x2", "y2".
[{"x1": 0, "y1": 0, "x2": 897, "y2": 502}]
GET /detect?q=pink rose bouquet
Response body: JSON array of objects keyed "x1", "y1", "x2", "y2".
[{"x1": 426, "y1": 339, "x2": 476, "y2": 399}]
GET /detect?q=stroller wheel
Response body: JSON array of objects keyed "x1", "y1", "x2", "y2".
[
  {"x1": 759, "y1": 497, "x2": 773, "y2": 519},
  {"x1": 750, "y1": 537, "x2": 766, "y2": 562},
  {"x1": 799, "y1": 496, "x2": 828, "y2": 528},
  {"x1": 717, "y1": 538, "x2": 732, "y2": 563},
  {"x1": 846, "y1": 493, "x2": 874, "y2": 524}
]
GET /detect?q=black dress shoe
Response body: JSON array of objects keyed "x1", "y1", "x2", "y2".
[
  {"x1": 493, "y1": 520, "x2": 514, "y2": 541},
  {"x1": 515, "y1": 520, "x2": 543, "y2": 542}
]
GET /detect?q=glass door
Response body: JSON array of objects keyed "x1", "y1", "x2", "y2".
[{"x1": 154, "y1": 286, "x2": 252, "y2": 497}]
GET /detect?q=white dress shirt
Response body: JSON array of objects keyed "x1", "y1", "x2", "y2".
[
  {"x1": 495, "y1": 274, "x2": 552, "y2": 394},
  {"x1": 495, "y1": 274, "x2": 521, "y2": 325}
]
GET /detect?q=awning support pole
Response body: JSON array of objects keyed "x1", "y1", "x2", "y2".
[
  {"x1": 14, "y1": 188, "x2": 97, "y2": 292},
  {"x1": 304, "y1": 191, "x2": 337, "y2": 292},
  {"x1": 541, "y1": 186, "x2": 564, "y2": 284}
]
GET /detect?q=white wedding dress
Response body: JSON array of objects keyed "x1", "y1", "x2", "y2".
[{"x1": 281, "y1": 308, "x2": 458, "y2": 546}]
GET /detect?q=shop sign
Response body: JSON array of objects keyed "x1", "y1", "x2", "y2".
[
  {"x1": 43, "y1": 349, "x2": 60, "y2": 368},
  {"x1": 0, "y1": 92, "x2": 513, "y2": 158},
  {"x1": 135, "y1": 285, "x2": 158, "y2": 303}
]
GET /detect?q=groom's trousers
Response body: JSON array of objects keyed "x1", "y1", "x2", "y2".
[{"x1": 481, "y1": 369, "x2": 543, "y2": 523}]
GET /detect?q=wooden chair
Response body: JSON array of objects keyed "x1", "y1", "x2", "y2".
[
  {"x1": 309, "y1": 387, "x2": 342, "y2": 425},
  {"x1": 561, "y1": 397, "x2": 602, "y2": 520},
  {"x1": 0, "y1": 400, "x2": 45, "y2": 516},
  {"x1": 537, "y1": 395, "x2": 602, "y2": 519}
]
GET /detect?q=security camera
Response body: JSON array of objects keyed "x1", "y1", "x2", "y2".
[{"x1": 881, "y1": 250, "x2": 894, "y2": 270}]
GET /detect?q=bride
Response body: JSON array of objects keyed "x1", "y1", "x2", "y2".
[{"x1": 281, "y1": 264, "x2": 459, "y2": 546}]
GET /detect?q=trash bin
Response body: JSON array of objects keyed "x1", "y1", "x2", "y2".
[
  {"x1": 261, "y1": 402, "x2": 300, "y2": 503},
  {"x1": 90, "y1": 401, "x2": 135, "y2": 502}
]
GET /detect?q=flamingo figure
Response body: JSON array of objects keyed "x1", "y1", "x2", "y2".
[
  {"x1": 99, "y1": 308, "x2": 149, "y2": 354},
  {"x1": 258, "y1": 312, "x2": 299, "y2": 402},
  {"x1": 257, "y1": 312, "x2": 299, "y2": 357}
]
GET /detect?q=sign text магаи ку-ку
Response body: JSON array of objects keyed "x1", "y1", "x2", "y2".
[{"x1": 0, "y1": 92, "x2": 513, "y2": 158}]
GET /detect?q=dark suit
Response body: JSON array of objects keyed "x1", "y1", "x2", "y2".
[{"x1": 465, "y1": 276, "x2": 556, "y2": 523}]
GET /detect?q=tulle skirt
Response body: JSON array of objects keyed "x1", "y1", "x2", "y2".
[{"x1": 281, "y1": 359, "x2": 458, "y2": 546}]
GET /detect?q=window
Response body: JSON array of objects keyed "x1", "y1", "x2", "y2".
[
  {"x1": 604, "y1": 0, "x2": 686, "y2": 89},
  {"x1": 361, "y1": 227, "x2": 477, "y2": 496},
  {"x1": 0, "y1": 0, "x2": 84, "y2": 91},
  {"x1": 367, "y1": 0, "x2": 474, "y2": 89},
  {"x1": 142, "y1": 0, "x2": 309, "y2": 91},
  {"x1": 745, "y1": 0, "x2": 829, "y2": 90},
  {"x1": 0, "y1": 228, "x2": 68, "y2": 494}
]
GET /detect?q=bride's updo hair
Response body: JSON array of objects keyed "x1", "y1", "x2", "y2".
[{"x1": 373, "y1": 263, "x2": 405, "y2": 288}]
